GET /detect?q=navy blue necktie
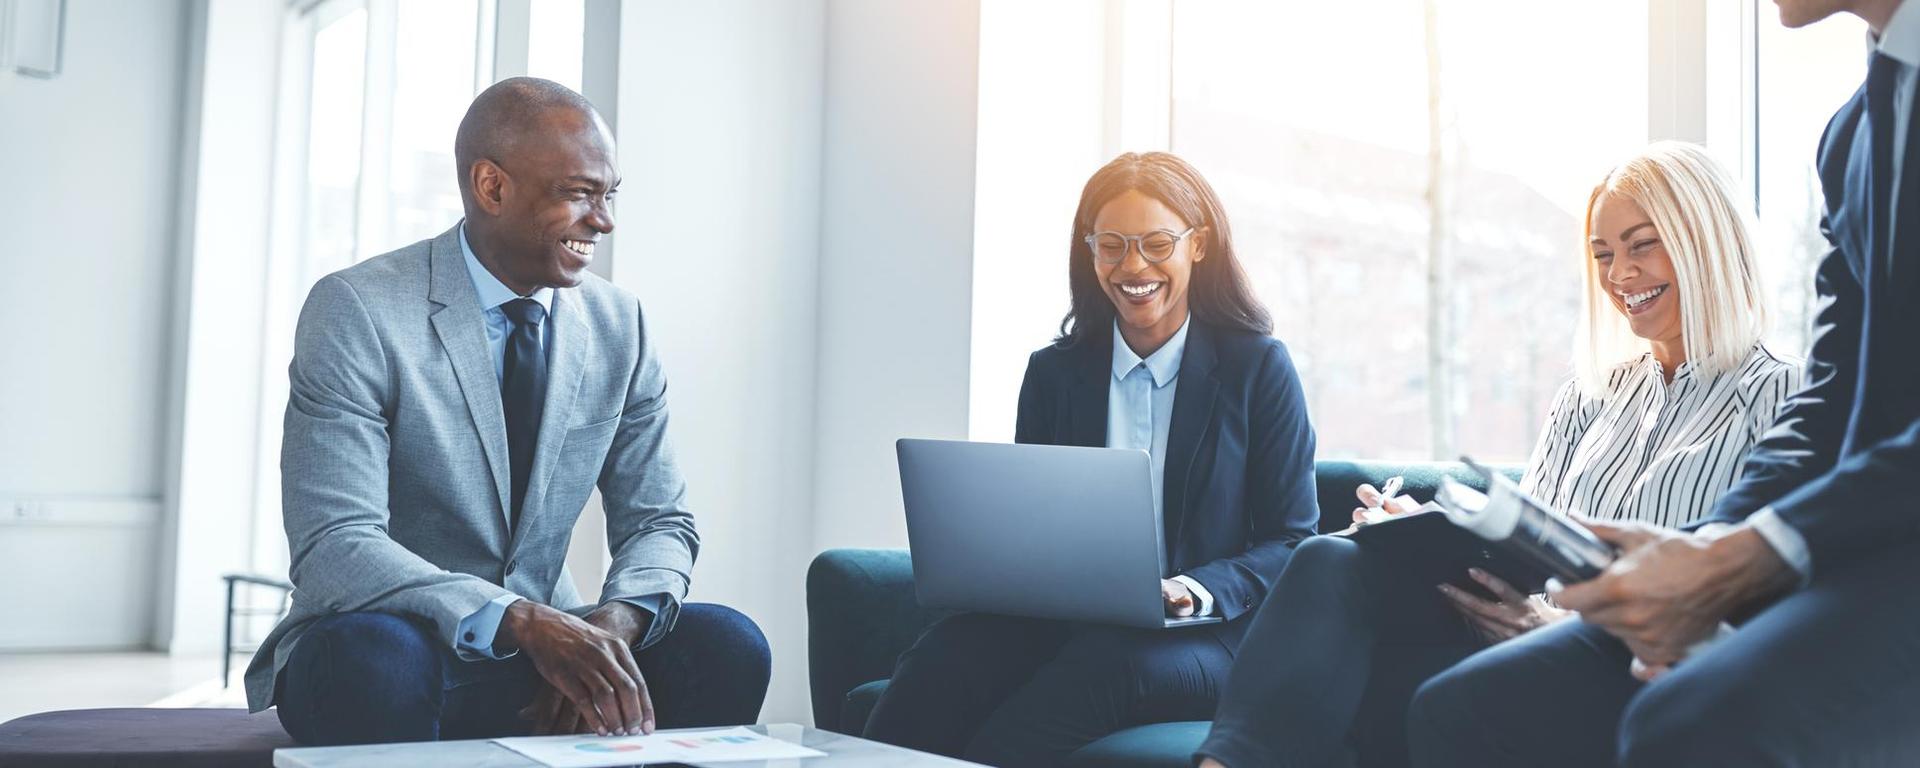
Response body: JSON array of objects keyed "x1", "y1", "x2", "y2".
[
  {"x1": 1866, "y1": 52, "x2": 1901, "y2": 271},
  {"x1": 501, "y1": 298, "x2": 548, "y2": 527}
]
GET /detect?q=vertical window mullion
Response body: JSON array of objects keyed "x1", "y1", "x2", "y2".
[
  {"x1": 1102, "y1": 0, "x2": 1172, "y2": 156},
  {"x1": 353, "y1": 0, "x2": 398, "y2": 263},
  {"x1": 1745, "y1": 0, "x2": 1763, "y2": 213},
  {"x1": 1649, "y1": 0, "x2": 1710, "y2": 143},
  {"x1": 492, "y1": 0, "x2": 531, "y2": 81},
  {"x1": 476, "y1": 0, "x2": 499, "y2": 92}
]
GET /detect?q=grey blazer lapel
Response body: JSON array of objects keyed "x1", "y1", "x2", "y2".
[
  {"x1": 426, "y1": 227, "x2": 514, "y2": 524},
  {"x1": 513, "y1": 286, "x2": 592, "y2": 546}
]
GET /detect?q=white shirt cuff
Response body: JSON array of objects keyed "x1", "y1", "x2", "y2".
[
  {"x1": 455, "y1": 594, "x2": 524, "y2": 661},
  {"x1": 1747, "y1": 506, "x2": 1813, "y2": 583},
  {"x1": 1170, "y1": 575, "x2": 1216, "y2": 617}
]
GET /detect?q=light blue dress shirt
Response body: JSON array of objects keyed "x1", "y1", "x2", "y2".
[
  {"x1": 1108, "y1": 319, "x2": 1185, "y2": 515},
  {"x1": 453, "y1": 224, "x2": 553, "y2": 661},
  {"x1": 1106, "y1": 317, "x2": 1216, "y2": 614}
]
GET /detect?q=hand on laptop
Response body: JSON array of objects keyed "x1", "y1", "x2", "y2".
[{"x1": 1161, "y1": 579, "x2": 1197, "y2": 617}]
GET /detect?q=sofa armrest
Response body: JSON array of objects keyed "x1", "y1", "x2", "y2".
[{"x1": 806, "y1": 548, "x2": 944, "y2": 733}]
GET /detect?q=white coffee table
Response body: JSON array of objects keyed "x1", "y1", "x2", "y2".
[{"x1": 273, "y1": 723, "x2": 984, "y2": 767}]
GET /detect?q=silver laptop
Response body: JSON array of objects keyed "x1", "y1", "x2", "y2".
[{"x1": 896, "y1": 438, "x2": 1222, "y2": 629}]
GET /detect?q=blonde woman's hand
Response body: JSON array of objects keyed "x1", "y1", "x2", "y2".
[{"x1": 1437, "y1": 568, "x2": 1571, "y2": 645}]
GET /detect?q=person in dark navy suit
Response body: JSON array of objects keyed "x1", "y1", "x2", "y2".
[
  {"x1": 863, "y1": 152, "x2": 1320, "y2": 766},
  {"x1": 1407, "y1": 1, "x2": 1920, "y2": 765}
]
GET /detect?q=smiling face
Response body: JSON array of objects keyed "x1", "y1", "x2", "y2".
[
  {"x1": 1589, "y1": 192, "x2": 1683, "y2": 348},
  {"x1": 468, "y1": 108, "x2": 619, "y2": 294},
  {"x1": 1090, "y1": 190, "x2": 1206, "y2": 352}
]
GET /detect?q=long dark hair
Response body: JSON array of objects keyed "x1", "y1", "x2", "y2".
[{"x1": 1058, "y1": 152, "x2": 1273, "y2": 346}]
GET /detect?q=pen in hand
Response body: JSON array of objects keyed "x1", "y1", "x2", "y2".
[{"x1": 1359, "y1": 475, "x2": 1405, "y2": 525}]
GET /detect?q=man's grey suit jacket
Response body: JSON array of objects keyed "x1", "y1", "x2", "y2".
[{"x1": 243, "y1": 225, "x2": 698, "y2": 711}]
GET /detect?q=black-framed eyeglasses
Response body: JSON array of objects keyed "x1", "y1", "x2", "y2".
[{"x1": 1083, "y1": 227, "x2": 1196, "y2": 265}]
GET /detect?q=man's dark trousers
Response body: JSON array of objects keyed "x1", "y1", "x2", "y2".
[
  {"x1": 273, "y1": 603, "x2": 771, "y2": 746},
  {"x1": 1407, "y1": 546, "x2": 1920, "y2": 767}
]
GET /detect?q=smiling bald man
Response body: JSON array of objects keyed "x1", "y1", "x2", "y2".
[{"x1": 243, "y1": 77, "x2": 770, "y2": 746}]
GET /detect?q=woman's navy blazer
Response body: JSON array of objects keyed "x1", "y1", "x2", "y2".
[{"x1": 1013, "y1": 319, "x2": 1320, "y2": 646}]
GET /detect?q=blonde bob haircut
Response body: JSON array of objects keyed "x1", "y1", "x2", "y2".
[{"x1": 1575, "y1": 141, "x2": 1768, "y2": 394}]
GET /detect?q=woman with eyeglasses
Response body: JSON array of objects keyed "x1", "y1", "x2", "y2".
[
  {"x1": 862, "y1": 152, "x2": 1321, "y2": 766},
  {"x1": 1194, "y1": 142, "x2": 1799, "y2": 768}
]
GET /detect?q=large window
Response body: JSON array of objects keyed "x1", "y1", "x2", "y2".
[
  {"x1": 971, "y1": 1, "x2": 1876, "y2": 467},
  {"x1": 526, "y1": 0, "x2": 586, "y2": 92},
  {"x1": 251, "y1": 0, "x2": 491, "y2": 576},
  {"x1": 1170, "y1": 1, "x2": 1648, "y2": 462},
  {"x1": 249, "y1": 0, "x2": 590, "y2": 577},
  {"x1": 1753, "y1": 5, "x2": 1866, "y2": 353}
]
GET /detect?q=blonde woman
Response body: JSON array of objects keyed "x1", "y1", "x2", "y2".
[{"x1": 1194, "y1": 142, "x2": 1799, "y2": 768}]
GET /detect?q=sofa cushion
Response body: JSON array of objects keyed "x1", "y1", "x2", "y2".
[
  {"x1": 1066, "y1": 721, "x2": 1210, "y2": 767},
  {"x1": 0, "y1": 708, "x2": 294, "y2": 768},
  {"x1": 840, "y1": 679, "x2": 890, "y2": 736},
  {"x1": 808, "y1": 548, "x2": 945, "y2": 731}
]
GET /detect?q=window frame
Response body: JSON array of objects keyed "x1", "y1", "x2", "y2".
[{"x1": 250, "y1": 0, "x2": 504, "y2": 576}]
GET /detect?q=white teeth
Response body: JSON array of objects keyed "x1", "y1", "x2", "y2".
[
  {"x1": 1119, "y1": 282, "x2": 1162, "y2": 297},
  {"x1": 1624, "y1": 285, "x2": 1667, "y2": 308},
  {"x1": 563, "y1": 240, "x2": 594, "y2": 256}
]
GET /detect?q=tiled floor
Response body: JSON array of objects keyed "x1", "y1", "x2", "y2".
[{"x1": 0, "y1": 651, "x2": 245, "y2": 724}]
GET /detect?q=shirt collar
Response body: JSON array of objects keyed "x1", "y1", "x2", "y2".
[
  {"x1": 1641, "y1": 352, "x2": 1699, "y2": 383},
  {"x1": 1875, "y1": 0, "x2": 1920, "y2": 68},
  {"x1": 459, "y1": 222, "x2": 554, "y2": 314},
  {"x1": 1111, "y1": 316, "x2": 1190, "y2": 388}
]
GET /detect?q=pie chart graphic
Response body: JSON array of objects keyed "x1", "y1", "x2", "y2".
[{"x1": 575, "y1": 742, "x2": 647, "y2": 753}]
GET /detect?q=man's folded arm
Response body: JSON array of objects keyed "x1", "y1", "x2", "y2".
[
  {"x1": 596, "y1": 301, "x2": 698, "y2": 650},
  {"x1": 282, "y1": 275, "x2": 516, "y2": 653},
  {"x1": 1763, "y1": 417, "x2": 1920, "y2": 568},
  {"x1": 1707, "y1": 229, "x2": 1859, "y2": 528}
]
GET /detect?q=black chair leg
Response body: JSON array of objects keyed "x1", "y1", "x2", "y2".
[{"x1": 222, "y1": 577, "x2": 236, "y2": 688}]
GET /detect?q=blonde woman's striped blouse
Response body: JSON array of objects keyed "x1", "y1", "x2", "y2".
[{"x1": 1519, "y1": 344, "x2": 1801, "y2": 529}]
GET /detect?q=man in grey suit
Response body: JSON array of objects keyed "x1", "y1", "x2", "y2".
[{"x1": 243, "y1": 77, "x2": 770, "y2": 746}]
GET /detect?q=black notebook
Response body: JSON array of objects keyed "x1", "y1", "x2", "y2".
[{"x1": 1341, "y1": 507, "x2": 1557, "y2": 596}]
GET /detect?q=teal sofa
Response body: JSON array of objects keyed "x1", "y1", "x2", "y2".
[{"x1": 806, "y1": 460, "x2": 1519, "y2": 767}]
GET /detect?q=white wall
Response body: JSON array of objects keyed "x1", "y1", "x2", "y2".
[
  {"x1": 603, "y1": 0, "x2": 826, "y2": 726},
  {"x1": 812, "y1": 0, "x2": 983, "y2": 552},
  {"x1": 576, "y1": 0, "x2": 990, "y2": 723},
  {"x1": 0, "y1": 0, "x2": 188, "y2": 650}
]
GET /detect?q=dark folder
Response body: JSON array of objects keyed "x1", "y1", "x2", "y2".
[{"x1": 1342, "y1": 509, "x2": 1556, "y2": 597}]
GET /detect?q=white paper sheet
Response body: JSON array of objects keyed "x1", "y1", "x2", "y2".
[{"x1": 494, "y1": 726, "x2": 827, "y2": 767}]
